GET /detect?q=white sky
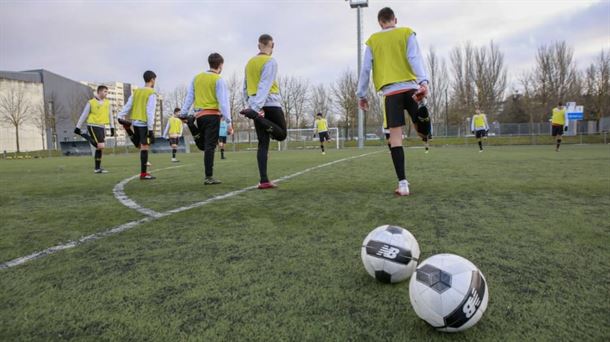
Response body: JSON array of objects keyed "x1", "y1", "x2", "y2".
[{"x1": 0, "y1": 0, "x2": 608, "y2": 92}]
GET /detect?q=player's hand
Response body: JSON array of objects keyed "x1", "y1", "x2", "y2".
[
  {"x1": 358, "y1": 98, "x2": 369, "y2": 111},
  {"x1": 147, "y1": 130, "x2": 155, "y2": 144},
  {"x1": 228, "y1": 124, "x2": 234, "y2": 135},
  {"x1": 564, "y1": 126, "x2": 568, "y2": 132},
  {"x1": 471, "y1": 131, "x2": 474, "y2": 134},
  {"x1": 110, "y1": 128, "x2": 116, "y2": 137},
  {"x1": 412, "y1": 83, "x2": 429, "y2": 102},
  {"x1": 74, "y1": 127, "x2": 81, "y2": 135}
]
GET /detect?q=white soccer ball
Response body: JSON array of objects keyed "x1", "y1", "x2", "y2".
[
  {"x1": 409, "y1": 253, "x2": 489, "y2": 332},
  {"x1": 361, "y1": 225, "x2": 420, "y2": 283}
]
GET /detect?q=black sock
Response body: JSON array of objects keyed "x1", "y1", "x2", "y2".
[
  {"x1": 390, "y1": 146, "x2": 406, "y2": 181},
  {"x1": 172, "y1": 149, "x2": 176, "y2": 158},
  {"x1": 204, "y1": 149, "x2": 214, "y2": 177},
  {"x1": 321, "y1": 144, "x2": 325, "y2": 152},
  {"x1": 94, "y1": 149, "x2": 102, "y2": 169},
  {"x1": 221, "y1": 148, "x2": 224, "y2": 157},
  {"x1": 425, "y1": 146, "x2": 429, "y2": 151},
  {"x1": 478, "y1": 141, "x2": 483, "y2": 150},
  {"x1": 140, "y1": 150, "x2": 148, "y2": 173},
  {"x1": 258, "y1": 146, "x2": 269, "y2": 183},
  {"x1": 387, "y1": 143, "x2": 391, "y2": 151},
  {"x1": 557, "y1": 139, "x2": 561, "y2": 149}
]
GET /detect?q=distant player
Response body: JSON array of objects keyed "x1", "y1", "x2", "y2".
[
  {"x1": 117, "y1": 70, "x2": 157, "y2": 180},
  {"x1": 218, "y1": 116, "x2": 229, "y2": 159},
  {"x1": 240, "y1": 34, "x2": 288, "y2": 189},
  {"x1": 551, "y1": 102, "x2": 568, "y2": 152},
  {"x1": 74, "y1": 85, "x2": 115, "y2": 173},
  {"x1": 181, "y1": 53, "x2": 233, "y2": 184},
  {"x1": 471, "y1": 109, "x2": 489, "y2": 152},
  {"x1": 162, "y1": 107, "x2": 184, "y2": 162},
  {"x1": 356, "y1": 7, "x2": 429, "y2": 196},
  {"x1": 313, "y1": 113, "x2": 330, "y2": 155}
]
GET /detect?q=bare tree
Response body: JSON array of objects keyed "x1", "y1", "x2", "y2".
[
  {"x1": 331, "y1": 69, "x2": 358, "y2": 139},
  {"x1": 0, "y1": 85, "x2": 32, "y2": 152},
  {"x1": 582, "y1": 50, "x2": 610, "y2": 122},
  {"x1": 309, "y1": 84, "x2": 332, "y2": 118},
  {"x1": 532, "y1": 41, "x2": 579, "y2": 113},
  {"x1": 278, "y1": 75, "x2": 298, "y2": 129},
  {"x1": 427, "y1": 47, "x2": 449, "y2": 123},
  {"x1": 32, "y1": 103, "x2": 47, "y2": 149},
  {"x1": 291, "y1": 78, "x2": 310, "y2": 128},
  {"x1": 66, "y1": 88, "x2": 93, "y2": 125}
]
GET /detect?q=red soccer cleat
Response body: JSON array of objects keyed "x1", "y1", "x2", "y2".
[
  {"x1": 257, "y1": 181, "x2": 278, "y2": 189},
  {"x1": 140, "y1": 172, "x2": 156, "y2": 180}
]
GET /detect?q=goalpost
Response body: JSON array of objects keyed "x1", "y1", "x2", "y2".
[{"x1": 278, "y1": 127, "x2": 341, "y2": 151}]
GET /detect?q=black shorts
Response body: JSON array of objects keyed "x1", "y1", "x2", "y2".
[
  {"x1": 552, "y1": 125, "x2": 564, "y2": 137},
  {"x1": 87, "y1": 125, "x2": 105, "y2": 144},
  {"x1": 133, "y1": 126, "x2": 152, "y2": 146},
  {"x1": 384, "y1": 90, "x2": 419, "y2": 128},
  {"x1": 475, "y1": 130, "x2": 487, "y2": 139},
  {"x1": 168, "y1": 137, "x2": 179, "y2": 146},
  {"x1": 218, "y1": 136, "x2": 227, "y2": 144},
  {"x1": 318, "y1": 131, "x2": 330, "y2": 142},
  {"x1": 196, "y1": 115, "x2": 221, "y2": 151}
]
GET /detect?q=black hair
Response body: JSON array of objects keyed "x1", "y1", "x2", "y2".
[
  {"x1": 259, "y1": 34, "x2": 273, "y2": 46},
  {"x1": 97, "y1": 85, "x2": 108, "y2": 92},
  {"x1": 143, "y1": 70, "x2": 156, "y2": 83},
  {"x1": 378, "y1": 7, "x2": 395, "y2": 23},
  {"x1": 208, "y1": 53, "x2": 224, "y2": 69},
  {"x1": 174, "y1": 107, "x2": 181, "y2": 113}
]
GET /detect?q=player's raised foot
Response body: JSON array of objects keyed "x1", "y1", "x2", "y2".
[
  {"x1": 479, "y1": 150, "x2": 483, "y2": 153},
  {"x1": 146, "y1": 161, "x2": 152, "y2": 166},
  {"x1": 322, "y1": 152, "x2": 326, "y2": 155},
  {"x1": 394, "y1": 180, "x2": 410, "y2": 196},
  {"x1": 258, "y1": 181, "x2": 278, "y2": 190},
  {"x1": 239, "y1": 108, "x2": 264, "y2": 120},
  {"x1": 140, "y1": 173, "x2": 156, "y2": 180},
  {"x1": 171, "y1": 158, "x2": 180, "y2": 163},
  {"x1": 204, "y1": 177, "x2": 222, "y2": 185},
  {"x1": 93, "y1": 168, "x2": 108, "y2": 174}
]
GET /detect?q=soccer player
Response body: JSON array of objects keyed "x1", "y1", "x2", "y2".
[
  {"x1": 313, "y1": 113, "x2": 330, "y2": 155},
  {"x1": 240, "y1": 34, "x2": 288, "y2": 189},
  {"x1": 218, "y1": 116, "x2": 228, "y2": 159},
  {"x1": 356, "y1": 7, "x2": 429, "y2": 196},
  {"x1": 551, "y1": 102, "x2": 569, "y2": 152},
  {"x1": 163, "y1": 107, "x2": 184, "y2": 162},
  {"x1": 117, "y1": 70, "x2": 157, "y2": 180},
  {"x1": 471, "y1": 109, "x2": 489, "y2": 152},
  {"x1": 74, "y1": 85, "x2": 115, "y2": 173},
  {"x1": 180, "y1": 52, "x2": 233, "y2": 185}
]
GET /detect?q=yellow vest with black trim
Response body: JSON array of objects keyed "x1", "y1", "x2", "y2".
[
  {"x1": 194, "y1": 72, "x2": 221, "y2": 110},
  {"x1": 131, "y1": 88, "x2": 156, "y2": 122},
  {"x1": 86, "y1": 98, "x2": 111, "y2": 125},
  {"x1": 315, "y1": 118, "x2": 328, "y2": 132},
  {"x1": 551, "y1": 108, "x2": 566, "y2": 125},
  {"x1": 245, "y1": 55, "x2": 280, "y2": 96},
  {"x1": 473, "y1": 114, "x2": 486, "y2": 129},
  {"x1": 168, "y1": 117, "x2": 182, "y2": 135},
  {"x1": 366, "y1": 27, "x2": 417, "y2": 91}
]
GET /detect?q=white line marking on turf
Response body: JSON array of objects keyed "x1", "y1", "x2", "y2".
[
  {"x1": 0, "y1": 151, "x2": 381, "y2": 270},
  {"x1": 112, "y1": 165, "x2": 185, "y2": 218}
]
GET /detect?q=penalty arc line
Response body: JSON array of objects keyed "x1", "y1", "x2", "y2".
[{"x1": 0, "y1": 150, "x2": 382, "y2": 270}]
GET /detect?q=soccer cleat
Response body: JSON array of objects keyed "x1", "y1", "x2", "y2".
[
  {"x1": 93, "y1": 168, "x2": 108, "y2": 174},
  {"x1": 171, "y1": 158, "x2": 179, "y2": 163},
  {"x1": 322, "y1": 152, "x2": 326, "y2": 155},
  {"x1": 140, "y1": 173, "x2": 156, "y2": 180},
  {"x1": 258, "y1": 181, "x2": 278, "y2": 189},
  {"x1": 479, "y1": 150, "x2": 483, "y2": 153},
  {"x1": 394, "y1": 180, "x2": 410, "y2": 196},
  {"x1": 204, "y1": 177, "x2": 222, "y2": 185},
  {"x1": 146, "y1": 161, "x2": 152, "y2": 166}
]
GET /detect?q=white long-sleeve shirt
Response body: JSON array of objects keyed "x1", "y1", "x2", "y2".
[
  {"x1": 356, "y1": 29, "x2": 429, "y2": 98},
  {"x1": 117, "y1": 91, "x2": 157, "y2": 130},
  {"x1": 181, "y1": 71, "x2": 232, "y2": 124},
  {"x1": 76, "y1": 97, "x2": 114, "y2": 129},
  {"x1": 243, "y1": 57, "x2": 282, "y2": 112}
]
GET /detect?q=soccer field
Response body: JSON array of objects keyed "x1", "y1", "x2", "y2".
[{"x1": 1, "y1": 145, "x2": 609, "y2": 340}]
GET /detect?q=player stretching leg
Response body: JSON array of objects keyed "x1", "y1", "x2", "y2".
[
  {"x1": 550, "y1": 102, "x2": 568, "y2": 152},
  {"x1": 313, "y1": 113, "x2": 330, "y2": 155},
  {"x1": 117, "y1": 70, "x2": 158, "y2": 180},
  {"x1": 163, "y1": 107, "x2": 184, "y2": 162},
  {"x1": 356, "y1": 7, "x2": 429, "y2": 196},
  {"x1": 471, "y1": 109, "x2": 489, "y2": 152},
  {"x1": 74, "y1": 85, "x2": 115, "y2": 173},
  {"x1": 240, "y1": 34, "x2": 287, "y2": 189}
]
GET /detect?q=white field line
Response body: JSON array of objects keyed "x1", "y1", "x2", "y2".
[{"x1": 0, "y1": 151, "x2": 381, "y2": 270}]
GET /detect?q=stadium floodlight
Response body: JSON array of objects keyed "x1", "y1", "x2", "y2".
[
  {"x1": 347, "y1": 0, "x2": 368, "y2": 148},
  {"x1": 349, "y1": 0, "x2": 368, "y2": 8}
]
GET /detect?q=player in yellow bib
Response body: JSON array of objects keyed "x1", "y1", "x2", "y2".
[
  {"x1": 550, "y1": 102, "x2": 568, "y2": 152},
  {"x1": 356, "y1": 7, "x2": 429, "y2": 196},
  {"x1": 117, "y1": 70, "x2": 158, "y2": 180},
  {"x1": 313, "y1": 113, "x2": 331, "y2": 155},
  {"x1": 471, "y1": 109, "x2": 489, "y2": 152},
  {"x1": 163, "y1": 107, "x2": 184, "y2": 162},
  {"x1": 74, "y1": 85, "x2": 115, "y2": 173}
]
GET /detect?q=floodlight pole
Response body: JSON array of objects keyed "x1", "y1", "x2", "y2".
[{"x1": 356, "y1": 6, "x2": 364, "y2": 148}]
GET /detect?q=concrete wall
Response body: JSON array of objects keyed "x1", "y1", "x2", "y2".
[{"x1": 0, "y1": 78, "x2": 45, "y2": 152}]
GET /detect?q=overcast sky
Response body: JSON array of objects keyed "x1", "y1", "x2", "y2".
[{"x1": 0, "y1": 0, "x2": 608, "y2": 93}]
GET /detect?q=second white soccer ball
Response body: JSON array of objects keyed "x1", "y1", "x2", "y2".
[{"x1": 361, "y1": 225, "x2": 420, "y2": 283}]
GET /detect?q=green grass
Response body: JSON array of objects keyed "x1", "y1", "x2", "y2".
[{"x1": 1, "y1": 145, "x2": 609, "y2": 341}]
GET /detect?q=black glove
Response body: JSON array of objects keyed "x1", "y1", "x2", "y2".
[
  {"x1": 564, "y1": 126, "x2": 568, "y2": 132},
  {"x1": 110, "y1": 128, "x2": 116, "y2": 137},
  {"x1": 313, "y1": 134, "x2": 317, "y2": 138},
  {"x1": 74, "y1": 127, "x2": 81, "y2": 135},
  {"x1": 147, "y1": 130, "x2": 155, "y2": 144},
  {"x1": 117, "y1": 117, "x2": 132, "y2": 127},
  {"x1": 471, "y1": 131, "x2": 474, "y2": 134}
]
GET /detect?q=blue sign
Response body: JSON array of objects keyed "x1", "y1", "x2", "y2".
[{"x1": 568, "y1": 112, "x2": 583, "y2": 120}]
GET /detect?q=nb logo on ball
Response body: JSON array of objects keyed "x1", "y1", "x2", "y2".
[
  {"x1": 462, "y1": 288, "x2": 482, "y2": 318},
  {"x1": 376, "y1": 245, "x2": 399, "y2": 259}
]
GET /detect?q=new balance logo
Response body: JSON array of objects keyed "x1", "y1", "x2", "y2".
[
  {"x1": 462, "y1": 288, "x2": 482, "y2": 318},
  {"x1": 376, "y1": 245, "x2": 399, "y2": 259}
]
